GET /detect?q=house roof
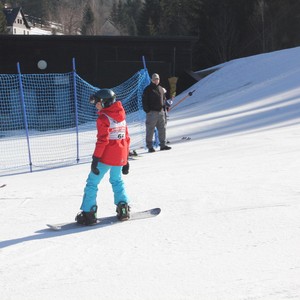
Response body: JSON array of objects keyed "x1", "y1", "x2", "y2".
[
  {"x1": 3, "y1": 7, "x2": 30, "y2": 29},
  {"x1": 100, "y1": 19, "x2": 120, "y2": 36}
]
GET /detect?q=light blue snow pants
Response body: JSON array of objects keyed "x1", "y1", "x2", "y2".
[{"x1": 80, "y1": 162, "x2": 129, "y2": 212}]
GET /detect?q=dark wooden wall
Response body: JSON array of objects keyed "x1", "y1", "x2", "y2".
[{"x1": 0, "y1": 35, "x2": 197, "y2": 93}]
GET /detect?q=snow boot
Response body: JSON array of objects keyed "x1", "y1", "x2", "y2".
[
  {"x1": 116, "y1": 202, "x2": 130, "y2": 221},
  {"x1": 160, "y1": 145, "x2": 172, "y2": 151},
  {"x1": 75, "y1": 205, "x2": 98, "y2": 225}
]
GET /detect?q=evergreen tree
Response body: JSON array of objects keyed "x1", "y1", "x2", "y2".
[
  {"x1": 138, "y1": 0, "x2": 161, "y2": 36},
  {"x1": 184, "y1": 0, "x2": 205, "y2": 37},
  {"x1": 127, "y1": 16, "x2": 138, "y2": 35},
  {"x1": 110, "y1": 0, "x2": 119, "y2": 25},
  {"x1": 110, "y1": 0, "x2": 125, "y2": 34},
  {"x1": 263, "y1": 0, "x2": 300, "y2": 51},
  {"x1": 81, "y1": 3, "x2": 94, "y2": 35},
  {"x1": 123, "y1": 0, "x2": 142, "y2": 35},
  {"x1": 110, "y1": 0, "x2": 142, "y2": 35},
  {"x1": 159, "y1": 0, "x2": 190, "y2": 36},
  {"x1": 20, "y1": 0, "x2": 49, "y2": 20}
]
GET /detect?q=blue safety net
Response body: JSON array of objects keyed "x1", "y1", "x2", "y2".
[{"x1": 0, "y1": 68, "x2": 150, "y2": 176}]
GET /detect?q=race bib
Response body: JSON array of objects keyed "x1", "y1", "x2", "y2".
[{"x1": 102, "y1": 113, "x2": 126, "y2": 140}]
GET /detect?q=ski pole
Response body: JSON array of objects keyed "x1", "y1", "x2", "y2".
[{"x1": 169, "y1": 90, "x2": 195, "y2": 112}]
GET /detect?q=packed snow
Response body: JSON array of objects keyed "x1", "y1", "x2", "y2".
[{"x1": 1, "y1": 46, "x2": 300, "y2": 300}]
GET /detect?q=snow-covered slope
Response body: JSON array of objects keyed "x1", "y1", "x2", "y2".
[{"x1": 1, "y1": 47, "x2": 300, "y2": 300}]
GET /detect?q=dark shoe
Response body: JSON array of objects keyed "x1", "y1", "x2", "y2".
[
  {"x1": 160, "y1": 145, "x2": 172, "y2": 151},
  {"x1": 148, "y1": 147, "x2": 156, "y2": 153},
  {"x1": 116, "y1": 202, "x2": 130, "y2": 221},
  {"x1": 75, "y1": 205, "x2": 98, "y2": 225}
]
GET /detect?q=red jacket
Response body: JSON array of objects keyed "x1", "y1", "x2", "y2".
[{"x1": 93, "y1": 101, "x2": 130, "y2": 166}]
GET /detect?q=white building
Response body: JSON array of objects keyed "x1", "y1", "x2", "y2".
[
  {"x1": 3, "y1": 7, "x2": 30, "y2": 35},
  {"x1": 3, "y1": 7, "x2": 119, "y2": 36},
  {"x1": 3, "y1": 7, "x2": 55, "y2": 35}
]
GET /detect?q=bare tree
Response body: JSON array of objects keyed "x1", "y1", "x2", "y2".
[
  {"x1": 45, "y1": 0, "x2": 110, "y2": 35},
  {"x1": 55, "y1": 1, "x2": 84, "y2": 34},
  {"x1": 250, "y1": 0, "x2": 268, "y2": 52},
  {"x1": 210, "y1": 10, "x2": 239, "y2": 62}
]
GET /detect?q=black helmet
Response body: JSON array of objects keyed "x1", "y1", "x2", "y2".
[{"x1": 90, "y1": 89, "x2": 116, "y2": 108}]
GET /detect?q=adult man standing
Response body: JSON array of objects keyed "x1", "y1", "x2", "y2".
[{"x1": 142, "y1": 73, "x2": 172, "y2": 152}]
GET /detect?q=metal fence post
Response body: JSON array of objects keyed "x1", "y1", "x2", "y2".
[
  {"x1": 72, "y1": 58, "x2": 80, "y2": 163},
  {"x1": 17, "y1": 62, "x2": 32, "y2": 172}
]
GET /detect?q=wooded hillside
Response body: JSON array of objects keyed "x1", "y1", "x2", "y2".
[{"x1": 1, "y1": 0, "x2": 300, "y2": 70}]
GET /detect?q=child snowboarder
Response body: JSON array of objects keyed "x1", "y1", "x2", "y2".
[{"x1": 76, "y1": 88, "x2": 130, "y2": 225}]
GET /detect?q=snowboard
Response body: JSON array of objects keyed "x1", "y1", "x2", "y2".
[{"x1": 46, "y1": 207, "x2": 161, "y2": 231}]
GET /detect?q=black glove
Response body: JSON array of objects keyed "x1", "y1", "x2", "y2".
[
  {"x1": 91, "y1": 156, "x2": 100, "y2": 175},
  {"x1": 122, "y1": 162, "x2": 129, "y2": 175}
]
